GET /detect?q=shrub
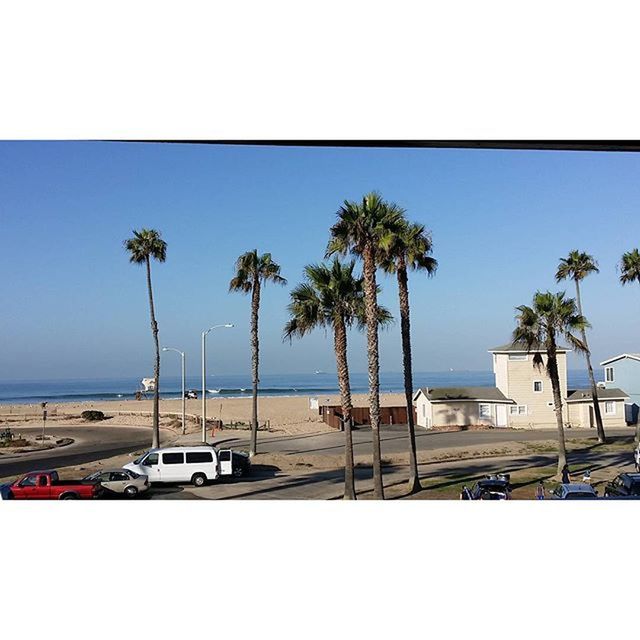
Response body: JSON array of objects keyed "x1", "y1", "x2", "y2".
[{"x1": 81, "y1": 410, "x2": 105, "y2": 421}]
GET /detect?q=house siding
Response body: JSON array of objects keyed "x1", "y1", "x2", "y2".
[
  {"x1": 495, "y1": 352, "x2": 568, "y2": 428},
  {"x1": 567, "y1": 399, "x2": 627, "y2": 428},
  {"x1": 431, "y1": 401, "x2": 496, "y2": 428},
  {"x1": 603, "y1": 357, "x2": 640, "y2": 423}
]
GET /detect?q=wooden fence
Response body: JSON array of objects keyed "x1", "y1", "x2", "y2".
[{"x1": 319, "y1": 405, "x2": 415, "y2": 429}]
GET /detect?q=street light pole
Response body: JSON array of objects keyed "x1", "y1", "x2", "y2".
[
  {"x1": 201, "y1": 324, "x2": 234, "y2": 443},
  {"x1": 162, "y1": 347, "x2": 186, "y2": 435}
]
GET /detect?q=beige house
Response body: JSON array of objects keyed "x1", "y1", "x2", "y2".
[{"x1": 413, "y1": 342, "x2": 629, "y2": 430}]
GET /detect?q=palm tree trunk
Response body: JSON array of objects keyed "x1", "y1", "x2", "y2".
[
  {"x1": 396, "y1": 257, "x2": 421, "y2": 494},
  {"x1": 547, "y1": 347, "x2": 567, "y2": 475},
  {"x1": 146, "y1": 257, "x2": 160, "y2": 449},
  {"x1": 249, "y1": 278, "x2": 261, "y2": 457},
  {"x1": 574, "y1": 280, "x2": 606, "y2": 443},
  {"x1": 334, "y1": 316, "x2": 356, "y2": 500},
  {"x1": 362, "y1": 244, "x2": 384, "y2": 499}
]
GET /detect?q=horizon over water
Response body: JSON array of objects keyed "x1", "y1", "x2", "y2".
[{"x1": 0, "y1": 370, "x2": 596, "y2": 405}]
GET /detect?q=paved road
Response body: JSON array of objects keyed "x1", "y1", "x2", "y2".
[
  {"x1": 207, "y1": 425, "x2": 636, "y2": 457},
  {"x1": 151, "y1": 447, "x2": 637, "y2": 500},
  {"x1": 0, "y1": 425, "x2": 165, "y2": 478}
]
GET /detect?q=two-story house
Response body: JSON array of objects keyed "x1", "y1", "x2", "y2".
[
  {"x1": 413, "y1": 341, "x2": 629, "y2": 429},
  {"x1": 600, "y1": 353, "x2": 640, "y2": 424}
]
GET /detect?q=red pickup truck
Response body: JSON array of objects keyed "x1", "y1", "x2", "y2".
[{"x1": 7, "y1": 470, "x2": 102, "y2": 500}]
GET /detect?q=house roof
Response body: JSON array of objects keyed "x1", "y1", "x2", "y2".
[
  {"x1": 414, "y1": 386, "x2": 515, "y2": 404},
  {"x1": 566, "y1": 388, "x2": 630, "y2": 403},
  {"x1": 599, "y1": 353, "x2": 640, "y2": 366},
  {"x1": 488, "y1": 341, "x2": 570, "y2": 354}
]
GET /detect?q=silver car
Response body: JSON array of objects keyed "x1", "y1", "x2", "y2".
[
  {"x1": 550, "y1": 483, "x2": 597, "y2": 500},
  {"x1": 83, "y1": 468, "x2": 149, "y2": 498}
]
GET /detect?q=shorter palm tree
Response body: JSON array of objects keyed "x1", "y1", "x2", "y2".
[
  {"x1": 283, "y1": 258, "x2": 392, "y2": 500},
  {"x1": 229, "y1": 250, "x2": 286, "y2": 457},
  {"x1": 620, "y1": 249, "x2": 640, "y2": 287},
  {"x1": 513, "y1": 291, "x2": 589, "y2": 475},
  {"x1": 124, "y1": 228, "x2": 167, "y2": 449}
]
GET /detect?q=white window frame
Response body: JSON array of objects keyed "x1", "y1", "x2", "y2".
[
  {"x1": 510, "y1": 405, "x2": 528, "y2": 416},
  {"x1": 422, "y1": 403, "x2": 426, "y2": 417},
  {"x1": 508, "y1": 354, "x2": 527, "y2": 361},
  {"x1": 605, "y1": 401, "x2": 615, "y2": 415},
  {"x1": 533, "y1": 380, "x2": 543, "y2": 393},
  {"x1": 605, "y1": 367, "x2": 615, "y2": 383},
  {"x1": 479, "y1": 403, "x2": 491, "y2": 419}
]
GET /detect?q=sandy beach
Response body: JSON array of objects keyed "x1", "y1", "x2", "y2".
[{"x1": 0, "y1": 392, "x2": 407, "y2": 435}]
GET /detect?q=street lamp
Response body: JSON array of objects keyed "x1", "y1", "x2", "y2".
[
  {"x1": 162, "y1": 347, "x2": 186, "y2": 435},
  {"x1": 202, "y1": 324, "x2": 234, "y2": 442}
]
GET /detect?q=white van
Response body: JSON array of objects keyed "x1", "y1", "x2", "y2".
[{"x1": 124, "y1": 446, "x2": 248, "y2": 487}]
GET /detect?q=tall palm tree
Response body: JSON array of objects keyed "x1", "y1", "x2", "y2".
[
  {"x1": 124, "y1": 228, "x2": 167, "y2": 449},
  {"x1": 620, "y1": 249, "x2": 640, "y2": 287},
  {"x1": 379, "y1": 218, "x2": 437, "y2": 494},
  {"x1": 556, "y1": 250, "x2": 605, "y2": 443},
  {"x1": 229, "y1": 250, "x2": 286, "y2": 457},
  {"x1": 513, "y1": 291, "x2": 589, "y2": 475},
  {"x1": 283, "y1": 259, "x2": 393, "y2": 499},
  {"x1": 326, "y1": 192, "x2": 405, "y2": 499}
]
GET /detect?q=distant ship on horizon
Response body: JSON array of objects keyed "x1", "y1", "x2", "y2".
[{"x1": 314, "y1": 370, "x2": 327, "y2": 375}]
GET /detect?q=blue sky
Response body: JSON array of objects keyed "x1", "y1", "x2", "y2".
[{"x1": 1, "y1": 142, "x2": 639, "y2": 380}]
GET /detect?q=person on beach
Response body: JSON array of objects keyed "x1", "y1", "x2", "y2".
[
  {"x1": 535, "y1": 481, "x2": 545, "y2": 500},
  {"x1": 561, "y1": 464, "x2": 571, "y2": 484}
]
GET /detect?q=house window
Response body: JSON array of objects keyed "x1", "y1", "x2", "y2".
[
  {"x1": 509, "y1": 354, "x2": 527, "y2": 361},
  {"x1": 479, "y1": 404, "x2": 491, "y2": 419},
  {"x1": 510, "y1": 405, "x2": 527, "y2": 416},
  {"x1": 605, "y1": 367, "x2": 614, "y2": 383},
  {"x1": 422, "y1": 404, "x2": 426, "y2": 417},
  {"x1": 605, "y1": 401, "x2": 615, "y2": 415},
  {"x1": 533, "y1": 380, "x2": 543, "y2": 393}
]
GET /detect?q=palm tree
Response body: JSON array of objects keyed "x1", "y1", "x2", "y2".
[
  {"x1": 379, "y1": 217, "x2": 437, "y2": 494},
  {"x1": 124, "y1": 228, "x2": 167, "y2": 449},
  {"x1": 326, "y1": 192, "x2": 405, "y2": 499},
  {"x1": 556, "y1": 250, "x2": 605, "y2": 443},
  {"x1": 513, "y1": 291, "x2": 589, "y2": 475},
  {"x1": 620, "y1": 249, "x2": 640, "y2": 287},
  {"x1": 283, "y1": 259, "x2": 392, "y2": 499},
  {"x1": 229, "y1": 250, "x2": 286, "y2": 457}
]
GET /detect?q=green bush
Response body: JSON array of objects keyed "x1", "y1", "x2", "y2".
[{"x1": 81, "y1": 410, "x2": 105, "y2": 421}]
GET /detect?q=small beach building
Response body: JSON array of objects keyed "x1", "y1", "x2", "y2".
[
  {"x1": 413, "y1": 387, "x2": 514, "y2": 429},
  {"x1": 599, "y1": 353, "x2": 640, "y2": 424},
  {"x1": 566, "y1": 387, "x2": 630, "y2": 428},
  {"x1": 414, "y1": 341, "x2": 631, "y2": 430}
]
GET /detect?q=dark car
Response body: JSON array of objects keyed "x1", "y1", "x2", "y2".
[
  {"x1": 470, "y1": 475, "x2": 511, "y2": 500},
  {"x1": 229, "y1": 450, "x2": 251, "y2": 478},
  {"x1": 0, "y1": 483, "x2": 13, "y2": 500},
  {"x1": 604, "y1": 473, "x2": 640, "y2": 499}
]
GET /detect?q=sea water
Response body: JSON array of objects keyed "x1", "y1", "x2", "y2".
[{"x1": 0, "y1": 370, "x2": 593, "y2": 405}]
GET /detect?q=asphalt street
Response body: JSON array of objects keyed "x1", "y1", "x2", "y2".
[{"x1": 0, "y1": 425, "x2": 162, "y2": 477}]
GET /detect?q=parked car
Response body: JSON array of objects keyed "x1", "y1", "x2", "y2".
[
  {"x1": 6, "y1": 470, "x2": 102, "y2": 500},
  {"x1": 83, "y1": 468, "x2": 149, "y2": 498},
  {"x1": 603, "y1": 473, "x2": 640, "y2": 498},
  {"x1": 124, "y1": 445, "x2": 250, "y2": 487},
  {"x1": 0, "y1": 483, "x2": 13, "y2": 500},
  {"x1": 470, "y1": 475, "x2": 511, "y2": 500},
  {"x1": 549, "y1": 483, "x2": 597, "y2": 500}
]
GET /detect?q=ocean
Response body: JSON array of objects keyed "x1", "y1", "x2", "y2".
[{"x1": 0, "y1": 370, "x2": 595, "y2": 405}]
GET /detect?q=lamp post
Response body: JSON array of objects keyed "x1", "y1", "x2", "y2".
[
  {"x1": 201, "y1": 324, "x2": 234, "y2": 443},
  {"x1": 162, "y1": 347, "x2": 186, "y2": 435}
]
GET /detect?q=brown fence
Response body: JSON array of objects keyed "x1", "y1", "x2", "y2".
[{"x1": 319, "y1": 405, "x2": 415, "y2": 429}]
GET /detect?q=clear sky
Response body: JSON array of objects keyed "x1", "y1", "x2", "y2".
[{"x1": 1, "y1": 142, "x2": 639, "y2": 380}]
